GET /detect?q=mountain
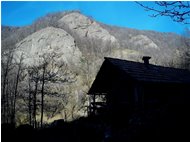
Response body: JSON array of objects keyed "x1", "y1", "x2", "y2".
[
  {"x1": 1, "y1": 11, "x2": 189, "y2": 124},
  {"x1": 2, "y1": 11, "x2": 188, "y2": 65}
]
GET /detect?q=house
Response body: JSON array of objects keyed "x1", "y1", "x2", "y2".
[{"x1": 88, "y1": 57, "x2": 190, "y2": 119}]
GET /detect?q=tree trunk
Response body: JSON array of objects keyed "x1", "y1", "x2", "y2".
[
  {"x1": 11, "y1": 54, "x2": 23, "y2": 124},
  {"x1": 33, "y1": 79, "x2": 38, "y2": 128},
  {"x1": 40, "y1": 65, "x2": 46, "y2": 128},
  {"x1": 64, "y1": 110, "x2": 67, "y2": 121},
  {"x1": 5, "y1": 79, "x2": 10, "y2": 123},
  {"x1": 28, "y1": 77, "x2": 32, "y2": 125},
  {"x1": 12, "y1": 73, "x2": 19, "y2": 124},
  {"x1": 2, "y1": 52, "x2": 13, "y2": 123}
]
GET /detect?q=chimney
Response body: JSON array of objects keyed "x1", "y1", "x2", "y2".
[{"x1": 142, "y1": 56, "x2": 151, "y2": 65}]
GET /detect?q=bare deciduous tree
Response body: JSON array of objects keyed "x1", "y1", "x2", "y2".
[
  {"x1": 1, "y1": 51, "x2": 25, "y2": 124},
  {"x1": 1, "y1": 50, "x2": 14, "y2": 123},
  {"x1": 36, "y1": 51, "x2": 76, "y2": 127},
  {"x1": 136, "y1": 1, "x2": 190, "y2": 24},
  {"x1": 26, "y1": 66, "x2": 40, "y2": 128},
  {"x1": 11, "y1": 53, "x2": 25, "y2": 124}
]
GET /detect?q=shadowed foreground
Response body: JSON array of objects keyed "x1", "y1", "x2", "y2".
[{"x1": 2, "y1": 107, "x2": 190, "y2": 142}]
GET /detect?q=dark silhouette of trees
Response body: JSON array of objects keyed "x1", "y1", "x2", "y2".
[
  {"x1": 136, "y1": 1, "x2": 190, "y2": 24},
  {"x1": 35, "y1": 51, "x2": 76, "y2": 127},
  {"x1": 2, "y1": 47, "x2": 79, "y2": 126},
  {"x1": 1, "y1": 50, "x2": 14, "y2": 123},
  {"x1": 1, "y1": 51, "x2": 25, "y2": 124},
  {"x1": 11, "y1": 53, "x2": 24, "y2": 124},
  {"x1": 39, "y1": 57, "x2": 47, "y2": 128},
  {"x1": 26, "y1": 66, "x2": 40, "y2": 128}
]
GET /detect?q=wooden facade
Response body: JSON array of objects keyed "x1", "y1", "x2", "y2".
[{"x1": 88, "y1": 57, "x2": 190, "y2": 118}]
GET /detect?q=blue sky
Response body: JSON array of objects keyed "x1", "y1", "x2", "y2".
[{"x1": 1, "y1": 1, "x2": 189, "y2": 35}]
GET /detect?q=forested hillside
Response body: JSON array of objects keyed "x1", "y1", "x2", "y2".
[{"x1": 1, "y1": 11, "x2": 190, "y2": 126}]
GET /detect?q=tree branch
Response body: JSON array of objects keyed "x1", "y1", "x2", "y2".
[{"x1": 136, "y1": 1, "x2": 190, "y2": 24}]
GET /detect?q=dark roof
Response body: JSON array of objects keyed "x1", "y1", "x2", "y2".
[
  {"x1": 105, "y1": 57, "x2": 190, "y2": 84},
  {"x1": 88, "y1": 57, "x2": 190, "y2": 94}
]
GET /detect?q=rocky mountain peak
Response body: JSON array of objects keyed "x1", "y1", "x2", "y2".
[{"x1": 58, "y1": 12, "x2": 118, "y2": 43}]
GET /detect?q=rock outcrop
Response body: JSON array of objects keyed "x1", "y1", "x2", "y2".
[
  {"x1": 15, "y1": 27, "x2": 82, "y2": 67},
  {"x1": 58, "y1": 12, "x2": 118, "y2": 43},
  {"x1": 129, "y1": 34, "x2": 159, "y2": 49}
]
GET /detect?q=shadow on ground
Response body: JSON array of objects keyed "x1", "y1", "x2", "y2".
[{"x1": 2, "y1": 106, "x2": 190, "y2": 142}]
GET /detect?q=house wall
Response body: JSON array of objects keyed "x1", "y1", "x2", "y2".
[
  {"x1": 107, "y1": 81, "x2": 190, "y2": 115},
  {"x1": 106, "y1": 76, "x2": 138, "y2": 120},
  {"x1": 142, "y1": 83, "x2": 190, "y2": 110}
]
